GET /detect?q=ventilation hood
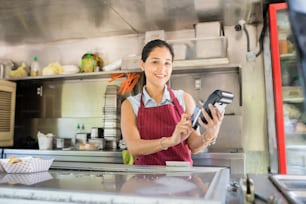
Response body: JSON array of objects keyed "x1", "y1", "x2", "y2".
[{"x1": 0, "y1": 0, "x2": 263, "y2": 45}]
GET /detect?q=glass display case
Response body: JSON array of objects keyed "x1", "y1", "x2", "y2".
[
  {"x1": 0, "y1": 165, "x2": 230, "y2": 204},
  {"x1": 268, "y1": 3, "x2": 306, "y2": 174}
]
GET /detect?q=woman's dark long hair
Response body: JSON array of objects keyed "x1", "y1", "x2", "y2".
[{"x1": 138, "y1": 39, "x2": 174, "y2": 89}]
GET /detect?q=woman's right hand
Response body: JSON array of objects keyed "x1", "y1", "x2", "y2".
[{"x1": 170, "y1": 114, "x2": 192, "y2": 146}]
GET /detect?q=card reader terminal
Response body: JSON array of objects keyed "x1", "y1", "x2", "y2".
[{"x1": 191, "y1": 90, "x2": 234, "y2": 129}]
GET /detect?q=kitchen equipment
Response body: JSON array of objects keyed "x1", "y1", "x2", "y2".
[
  {"x1": 103, "y1": 85, "x2": 121, "y2": 149},
  {"x1": 90, "y1": 127, "x2": 103, "y2": 139},
  {"x1": 56, "y1": 138, "x2": 64, "y2": 149},
  {"x1": 88, "y1": 138, "x2": 105, "y2": 150},
  {"x1": 75, "y1": 133, "x2": 87, "y2": 144},
  {"x1": 269, "y1": 174, "x2": 306, "y2": 204},
  {"x1": 0, "y1": 59, "x2": 14, "y2": 79},
  {"x1": 97, "y1": 127, "x2": 104, "y2": 138},
  {"x1": 90, "y1": 127, "x2": 99, "y2": 139},
  {"x1": 56, "y1": 138, "x2": 72, "y2": 149},
  {"x1": 104, "y1": 140, "x2": 117, "y2": 150}
]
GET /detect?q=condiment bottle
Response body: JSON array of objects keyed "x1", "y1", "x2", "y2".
[{"x1": 30, "y1": 56, "x2": 40, "y2": 76}]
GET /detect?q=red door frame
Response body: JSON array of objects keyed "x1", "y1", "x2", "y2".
[{"x1": 268, "y1": 2, "x2": 288, "y2": 174}]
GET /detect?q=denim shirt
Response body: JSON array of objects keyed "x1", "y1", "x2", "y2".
[{"x1": 127, "y1": 86, "x2": 185, "y2": 116}]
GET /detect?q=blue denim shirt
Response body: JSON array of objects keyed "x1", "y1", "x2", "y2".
[{"x1": 127, "y1": 86, "x2": 185, "y2": 116}]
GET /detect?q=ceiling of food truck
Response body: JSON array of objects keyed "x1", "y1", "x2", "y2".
[{"x1": 0, "y1": 0, "x2": 263, "y2": 45}]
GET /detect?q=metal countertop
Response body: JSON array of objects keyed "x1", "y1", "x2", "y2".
[
  {"x1": 3, "y1": 149, "x2": 246, "y2": 174},
  {"x1": 0, "y1": 164, "x2": 229, "y2": 204}
]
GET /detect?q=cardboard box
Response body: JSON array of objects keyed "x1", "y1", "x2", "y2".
[{"x1": 195, "y1": 21, "x2": 221, "y2": 37}]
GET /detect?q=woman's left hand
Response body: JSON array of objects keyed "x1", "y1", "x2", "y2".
[{"x1": 197, "y1": 104, "x2": 224, "y2": 144}]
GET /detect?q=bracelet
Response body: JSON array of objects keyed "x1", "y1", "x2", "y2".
[
  {"x1": 202, "y1": 136, "x2": 211, "y2": 146},
  {"x1": 160, "y1": 137, "x2": 168, "y2": 150}
]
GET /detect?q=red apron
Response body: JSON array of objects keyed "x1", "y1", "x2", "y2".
[{"x1": 134, "y1": 86, "x2": 193, "y2": 166}]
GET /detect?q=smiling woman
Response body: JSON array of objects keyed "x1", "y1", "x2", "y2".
[{"x1": 120, "y1": 39, "x2": 225, "y2": 166}]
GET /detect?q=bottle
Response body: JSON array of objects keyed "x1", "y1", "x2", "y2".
[
  {"x1": 81, "y1": 124, "x2": 85, "y2": 132},
  {"x1": 30, "y1": 56, "x2": 40, "y2": 76},
  {"x1": 76, "y1": 123, "x2": 81, "y2": 133},
  {"x1": 73, "y1": 123, "x2": 81, "y2": 147}
]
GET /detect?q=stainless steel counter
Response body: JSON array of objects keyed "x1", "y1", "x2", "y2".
[
  {"x1": 0, "y1": 164, "x2": 230, "y2": 204},
  {"x1": 3, "y1": 149, "x2": 123, "y2": 164},
  {"x1": 192, "y1": 152, "x2": 245, "y2": 175},
  {"x1": 3, "y1": 149, "x2": 245, "y2": 174},
  {"x1": 0, "y1": 150, "x2": 289, "y2": 204}
]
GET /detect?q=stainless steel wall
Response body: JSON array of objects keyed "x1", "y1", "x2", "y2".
[
  {"x1": 0, "y1": 26, "x2": 269, "y2": 173},
  {"x1": 170, "y1": 70, "x2": 242, "y2": 152},
  {"x1": 14, "y1": 79, "x2": 122, "y2": 145}
]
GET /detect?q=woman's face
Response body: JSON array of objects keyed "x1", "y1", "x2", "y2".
[{"x1": 140, "y1": 46, "x2": 173, "y2": 88}]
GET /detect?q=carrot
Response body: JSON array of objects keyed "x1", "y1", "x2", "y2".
[
  {"x1": 118, "y1": 73, "x2": 140, "y2": 95},
  {"x1": 109, "y1": 73, "x2": 140, "y2": 95},
  {"x1": 108, "y1": 73, "x2": 125, "y2": 82}
]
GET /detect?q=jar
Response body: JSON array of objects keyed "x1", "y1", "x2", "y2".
[
  {"x1": 81, "y1": 53, "x2": 96, "y2": 72},
  {"x1": 279, "y1": 30, "x2": 288, "y2": 54}
]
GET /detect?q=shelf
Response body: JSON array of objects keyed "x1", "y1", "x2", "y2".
[
  {"x1": 7, "y1": 60, "x2": 239, "y2": 82},
  {"x1": 286, "y1": 132, "x2": 306, "y2": 137},
  {"x1": 283, "y1": 98, "x2": 304, "y2": 103},
  {"x1": 282, "y1": 86, "x2": 304, "y2": 103},
  {"x1": 6, "y1": 69, "x2": 140, "y2": 81},
  {"x1": 173, "y1": 58, "x2": 229, "y2": 68},
  {"x1": 280, "y1": 53, "x2": 296, "y2": 60}
]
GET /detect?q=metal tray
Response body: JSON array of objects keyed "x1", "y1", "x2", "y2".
[{"x1": 270, "y1": 174, "x2": 306, "y2": 203}]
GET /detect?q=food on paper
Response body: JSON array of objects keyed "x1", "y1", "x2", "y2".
[
  {"x1": 8, "y1": 156, "x2": 22, "y2": 164},
  {"x1": 0, "y1": 157, "x2": 53, "y2": 173}
]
